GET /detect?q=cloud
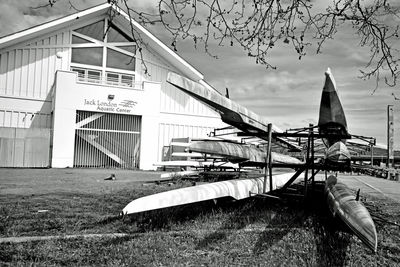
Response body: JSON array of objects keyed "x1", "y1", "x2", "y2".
[{"x1": 0, "y1": 0, "x2": 105, "y2": 37}]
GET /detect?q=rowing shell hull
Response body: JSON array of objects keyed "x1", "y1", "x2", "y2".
[
  {"x1": 153, "y1": 160, "x2": 239, "y2": 169},
  {"x1": 318, "y1": 68, "x2": 349, "y2": 143},
  {"x1": 325, "y1": 141, "x2": 351, "y2": 168},
  {"x1": 122, "y1": 172, "x2": 300, "y2": 215},
  {"x1": 325, "y1": 175, "x2": 377, "y2": 252},
  {"x1": 166, "y1": 72, "x2": 300, "y2": 150},
  {"x1": 190, "y1": 140, "x2": 302, "y2": 165},
  {"x1": 167, "y1": 72, "x2": 276, "y2": 134}
]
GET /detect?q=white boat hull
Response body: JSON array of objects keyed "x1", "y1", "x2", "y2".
[{"x1": 122, "y1": 172, "x2": 300, "y2": 215}]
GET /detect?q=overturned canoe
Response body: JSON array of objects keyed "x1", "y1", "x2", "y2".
[
  {"x1": 122, "y1": 172, "x2": 300, "y2": 215},
  {"x1": 189, "y1": 140, "x2": 303, "y2": 165},
  {"x1": 325, "y1": 175, "x2": 377, "y2": 252}
]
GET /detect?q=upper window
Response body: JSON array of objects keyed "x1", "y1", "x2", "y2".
[
  {"x1": 106, "y1": 48, "x2": 135, "y2": 70},
  {"x1": 71, "y1": 47, "x2": 103, "y2": 66},
  {"x1": 71, "y1": 19, "x2": 136, "y2": 72},
  {"x1": 72, "y1": 35, "x2": 90, "y2": 44},
  {"x1": 107, "y1": 24, "x2": 133, "y2": 42},
  {"x1": 74, "y1": 21, "x2": 105, "y2": 41},
  {"x1": 119, "y1": 45, "x2": 136, "y2": 54}
]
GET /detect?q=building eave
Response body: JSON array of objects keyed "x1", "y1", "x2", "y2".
[
  {"x1": 112, "y1": 5, "x2": 204, "y2": 81},
  {"x1": 0, "y1": 3, "x2": 111, "y2": 50},
  {"x1": 0, "y1": 2, "x2": 204, "y2": 81}
]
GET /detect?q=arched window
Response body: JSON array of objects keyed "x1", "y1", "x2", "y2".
[{"x1": 70, "y1": 19, "x2": 138, "y2": 89}]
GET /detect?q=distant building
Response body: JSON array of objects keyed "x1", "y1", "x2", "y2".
[{"x1": 0, "y1": 3, "x2": 223, "y2": 169}]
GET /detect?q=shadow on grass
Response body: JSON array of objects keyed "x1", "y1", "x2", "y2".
[
  {"x1": 312, "y1": 215, "x2": 351, "y2": 266},
  {"x1": 308, "y1": 184, "x2": 351, "y2": 266},
  {"x1": 196, "y1": 198, "x2": 293, "y2": 250},
  {"x1": 3, "y1": 178, "x2": 400, "y2": 266},
  {"x1": 250, "y1": 182, "x2": 351, "y2": 264},
  {"x1": 196, "y1": 198, "x2": 257, "y2": 249},
  {"x1": 252, "y1": 206, "x2": 306, "y2": 255},
  {"x1": 7, "y1": 180, "x2": 349, "y2": 264},
  {"x1": 115, "y1": 181, "x2": 352, "y2": 262},
  {"x1": 122, "y1": 199, "x2": 220, "y2": 233}
]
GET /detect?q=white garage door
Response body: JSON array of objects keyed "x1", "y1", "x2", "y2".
[{"x1": 74, "y1": 110, "x2": 141, "y2": 169}]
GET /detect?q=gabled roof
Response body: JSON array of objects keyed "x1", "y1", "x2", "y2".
[{"x1": 0, "y1": 3, "x2": 204, "y2": 81}]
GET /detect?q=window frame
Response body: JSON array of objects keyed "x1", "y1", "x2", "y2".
[
  {"x1": 70, "y1": 18, "x2": 137, "y2": 84},
  {"x1": 71, "y1": 46, "x2": 104, "y2": 67},
  {"x1": 71, "y1": 67, "x2": 102, "y2": 83},
  {"x1": 105, "y1": 71, "x2": 135, "y2": 87}
]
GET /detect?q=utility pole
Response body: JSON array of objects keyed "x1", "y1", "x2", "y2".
[
  {"x1": 370, "y1": 144, "x2": 374, "y2": 167},
  {"x1": 387, "y1": 105, "x2": 394, "y2": 168}
]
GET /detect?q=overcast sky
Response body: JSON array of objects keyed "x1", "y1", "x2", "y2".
[{"x1": 1, "y1": 0, "x2": 399, "y2": 148}]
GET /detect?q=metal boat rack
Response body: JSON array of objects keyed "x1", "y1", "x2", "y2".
[{"x1": 211, "y1": 123, "x2": 376, "y2": 200}]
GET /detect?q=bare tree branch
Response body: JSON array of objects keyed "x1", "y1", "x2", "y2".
[
  {"x1": 38, "y1": 0, "x2": 400, "y2": 90},
  {"x1": 31, "y1": 0, "x2": 58, "y2": 9}
]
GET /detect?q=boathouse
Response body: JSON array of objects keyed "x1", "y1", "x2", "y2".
[{"x1": 0, "y1": 3, "x2": 224, "y2": 169}]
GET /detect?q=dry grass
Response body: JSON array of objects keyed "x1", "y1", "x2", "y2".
[{"x1": 0, "y1": 169, "x2": 399, "y2": 266}]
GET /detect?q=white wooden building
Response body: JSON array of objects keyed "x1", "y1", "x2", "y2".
[{"x1": 0, "y1": 3, "x2": 224, "y2": 170}]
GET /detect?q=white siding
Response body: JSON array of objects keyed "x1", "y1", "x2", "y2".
[
  {"x1": 0, "y1": 31, "x2": 70, "y2": 99},
  {"x1": 157, "y1": 122, "x2": 214, "y2": 160},
  {"x1": 0, "y1": 109, "x2": 51, "y2": 129},
  {"x1": 140, "y1": 48, "x2": 218, "y2": 117},
  {"x1": 0, "y1": 127, "x2": 51, "y2": 167}
]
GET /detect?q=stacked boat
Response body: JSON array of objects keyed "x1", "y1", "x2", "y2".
[{"x1": 319, "y1": 69, "x2": 377, "y2": 252}]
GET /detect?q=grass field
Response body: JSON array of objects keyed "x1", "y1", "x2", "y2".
[{"x1": 0, "y1": 168, "x2": 399, "y2": 266}]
